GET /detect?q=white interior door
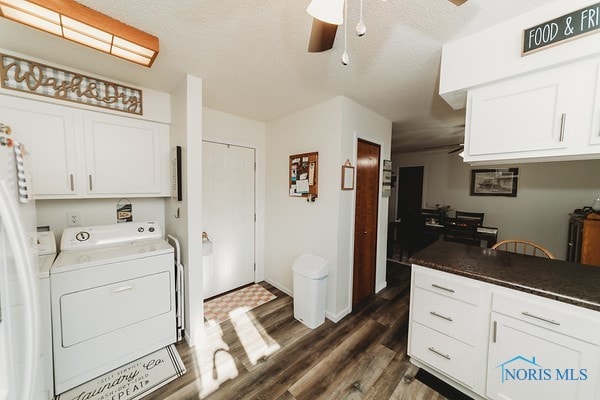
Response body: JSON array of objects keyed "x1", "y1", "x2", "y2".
[{"x1": 202, "y1": 142, "x2": 255, "y2": 299}]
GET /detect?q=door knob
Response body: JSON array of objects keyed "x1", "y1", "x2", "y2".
[{"x1": 363, "y1": 231, "x2": 367, "y2": 234}]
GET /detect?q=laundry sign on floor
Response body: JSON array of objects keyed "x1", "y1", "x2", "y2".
[{"x1": 56, "y1": 345, "x2": 186, "y2": 400}]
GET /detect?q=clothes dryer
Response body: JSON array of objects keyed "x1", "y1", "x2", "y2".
[{"x1": 50, "y1": 221, "x2": 175, "y2": 394}]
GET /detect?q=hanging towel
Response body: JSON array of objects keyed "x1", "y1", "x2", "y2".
[{"x1": 14, "y1": 142, "x2": 32, "y2": 203}]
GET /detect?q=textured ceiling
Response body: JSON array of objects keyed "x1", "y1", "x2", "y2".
[{"x1": 0, "y1": 0, "x2": 549, "y2": 153}]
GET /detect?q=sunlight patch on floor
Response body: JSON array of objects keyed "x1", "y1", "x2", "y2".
[
  {"x1": 194, "y1": 319, "x2": 239, "y2": 399},
  {"x1": 193, "y1": 306, "x2": 281, "y2": 399},
  {"x1": 229, "y1": 307, "x2": 281, "y2": 365}
]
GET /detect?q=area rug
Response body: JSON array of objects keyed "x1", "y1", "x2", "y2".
[
  {"x1": 204, "y1": 283, "x2": 276, "y2": 323},
  {"x1": 56, "y1": 345, "x2": 186, "y2": 400}
]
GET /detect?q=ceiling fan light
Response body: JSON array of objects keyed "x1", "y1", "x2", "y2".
[{"x1": 307, "y1": 0, "x2": 345, "y2": 25}]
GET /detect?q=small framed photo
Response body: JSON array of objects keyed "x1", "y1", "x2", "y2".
[
  {"x1": 470, "y1": 168, "x2": 519, "y2": 197},
  {"x1": 341, "y1": 165, "x2": 355, "y2": 190}
]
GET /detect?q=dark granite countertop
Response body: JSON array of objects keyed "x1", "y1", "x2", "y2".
[{"x1": 409, "y1": 241, "x2": 600, "y2": 312}]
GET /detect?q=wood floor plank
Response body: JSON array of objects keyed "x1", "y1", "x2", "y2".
[
  {"x1": 143, "y1": 263, "x2": 454, "y2": 400},
  {"x1": 288, "y1": 319, "x2": 385, "y2": 399},
  {"x1": 324, "y1": 343, "x2": 396, "y2": 400}
]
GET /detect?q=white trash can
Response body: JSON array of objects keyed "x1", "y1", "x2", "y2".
[{"x1": 292, "y1": 254, "x2": 329, "y2": 329}]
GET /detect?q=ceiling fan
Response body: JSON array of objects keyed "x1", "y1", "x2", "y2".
[
  {"x1": 424, "y1": 143, "x2": 464, "y2": 154},
  {"x1": 307, "y1": 0, "x2": 469, "y2": 53}
]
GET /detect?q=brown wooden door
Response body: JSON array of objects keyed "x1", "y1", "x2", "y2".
[{"x1": 353, "y1": 139, "x2": 380, "y2": 306}]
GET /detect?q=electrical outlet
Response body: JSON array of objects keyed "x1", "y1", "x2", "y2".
[{"x1": 67, "y1": 211, "x2": 81, "y2": 227}]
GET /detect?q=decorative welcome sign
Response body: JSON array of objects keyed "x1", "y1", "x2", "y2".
[
  {"x1": 523, "y1": 2, "x2": 600, "y2": 55},
  {"x1": 0, "y1": 54, "x2": 143, "y2": 115}
]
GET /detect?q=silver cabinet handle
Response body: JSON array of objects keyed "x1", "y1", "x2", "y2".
[
  {"x1": 430, "y1": 311, "x2": 453, "y2": 322},
  {"x1": 492, "y1": 320, "x2": 497, "y2": 343},
  {"x1": 559, "y1": 113, "x2": 566, "y2": 142},
  {"x1": 88, "y1": 175, "x2": 93, "y2": 191},
  {"x1": 521, "y1": 311, "x2": 560, "y2": 326},
  {"x1": 431, "y1": 283, "x2": 455, "y2": 293},
  {"x1": 111, "y1": 285, "x2": 133, "y2": 294},
  {"x1": 428, "y1": 347, "x2": 451, "y2": 360},
  {"x1": 69, "y1": 174, "x2": 74, "y2": 191}
]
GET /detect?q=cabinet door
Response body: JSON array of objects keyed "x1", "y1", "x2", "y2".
[
  {"x1": 590, "y1": 62, "x2": 600, "y2": 145},
  {"x1": 83, "y1": 112, "x2": 167, "y2": 196},
  {"x1": 487, "y1": 312, "x2": 600, "y2": 400},
  {"x1": 467, "y1": 70, "x2": 569, "y2": 158},
  {"x1": 0, "y1": 96, "x2": 79, "y2": 197}
]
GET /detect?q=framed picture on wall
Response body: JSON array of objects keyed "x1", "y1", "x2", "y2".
[{"x1": 470, "y1": 168, "x2": 519, "y2": 197}]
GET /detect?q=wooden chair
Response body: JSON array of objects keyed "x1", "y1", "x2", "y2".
[
  {"x1": 443, "y1": 217, "x2": 480, "y2": 246},
  {"x1": 492, "y1": 239, "x2": 555, "y2": 259},
  {"x1": 455, "y1": 211, "x2": 485, "y2": 227}
]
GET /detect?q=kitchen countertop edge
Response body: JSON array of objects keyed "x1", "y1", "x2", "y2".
[{"x1": 409, "y1": 241, "x2": 600, "y2": 312}]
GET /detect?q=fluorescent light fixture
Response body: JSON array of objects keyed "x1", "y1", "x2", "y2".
[
  {"x1": 0, "y1": 0, "x2": 159, "y2": 67},
  {"x1": 307, "y1": 0, "x2": 345, "y2": 25}
]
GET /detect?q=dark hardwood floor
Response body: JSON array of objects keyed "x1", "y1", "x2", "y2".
[{"x1": 145, "y1": 262, "x2": 448, "y2": 400}]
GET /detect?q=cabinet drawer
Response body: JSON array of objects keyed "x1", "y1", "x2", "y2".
[
  {"x1": 492, "y1": 291, "x2": 600, "y2": 344},
  {"x1": 412, "y1": 287, "x2": 479, "y2": 345},
  {"x1": 413, "y1": 267, "x2": 481, "y2": 305},
  {"x1": 410, "y1": 322, "x2": 477, "y2": 388}
]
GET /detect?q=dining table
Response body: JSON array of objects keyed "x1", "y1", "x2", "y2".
[{"x1": 424, "y1": 220, "x2": 499, "y2": 248}]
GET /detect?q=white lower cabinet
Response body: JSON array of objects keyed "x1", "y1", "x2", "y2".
[
  {"x1": 409, "y1": 265, "x2": 490, "y2": 398},
  {"x1": 487, "y1": 312, "x2": 599, "y2": 400},
  {"x1": 0, "y1": 94, "x2": 170, "y2": 198},
  {"x1": 409, "y1": 265, "x2": 600, "y2": 400},
  {"x1": 487, "y1": 291, "x2": 600, "y2": 400}
]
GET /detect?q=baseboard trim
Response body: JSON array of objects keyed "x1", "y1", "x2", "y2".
[
  {"x1": 376, "y1": 281, "x2": 387, "y2": 293},
  {"x1": 265, "y1": 278, "x2": 350, "y2": 324},
  {"x1": 264, "y1": 277, "x2": 292, "y2": 296},
  {"x1": 326, "y1": 307, "x2": 351, "y2": 323}
]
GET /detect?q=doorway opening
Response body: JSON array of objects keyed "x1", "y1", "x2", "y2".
[{"x1": 389, "y1": 165, "x2": 435, "y2": 263}]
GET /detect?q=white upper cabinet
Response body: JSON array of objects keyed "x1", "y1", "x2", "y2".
[
  {"x1": 83, "y1": 112, "x2": 166, "y2": 196},
  {"x1": 0, "y1": 94, "x2": 170, "y2": 199},
  {"x1": 464, "y1": 57, "x2": 600, "y2": 164},
  {"x1": 0, "y1": 96, "x2": 80, "y2": 197}
]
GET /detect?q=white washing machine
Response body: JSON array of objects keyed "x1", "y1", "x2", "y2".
[{"x1": 50, "y1": 221, "x2": 175, "y2": 395}]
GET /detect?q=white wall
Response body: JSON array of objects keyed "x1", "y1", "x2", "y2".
[
  {"x1": 36, "y1": 198, "x2": 165, "y2": 244},
  {"x1": 440, "y1": 0, "x2": 600, "y2": 108},
  {"x1": 202, "y1": 107, "x2": 267, "y2": 281},
  {"x1": 165, "y1": 75, "x2": 204, "y2": 346},
  {"x1": 265, "y1": 97, "x2": 343, "y2": 315},
  {"x1": 391, "y1": 151, "x2": 600, "y2": 260},
  {"x1": 265, "y1": 96, "x2": 392, "y2": 321}
]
